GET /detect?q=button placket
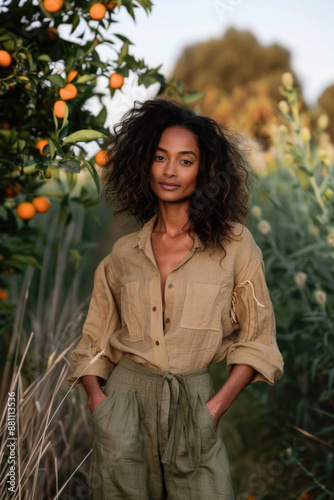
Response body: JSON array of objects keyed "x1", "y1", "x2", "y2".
[{"x1": 163, "y1": 277, "x2": 175, "y2": 333}]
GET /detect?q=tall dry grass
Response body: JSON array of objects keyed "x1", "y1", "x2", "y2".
[{"x1": 0, "y1": 205, "x2": 98, "y2": 499}]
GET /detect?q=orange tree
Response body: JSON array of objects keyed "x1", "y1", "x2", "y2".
[{"x1": 0, "y1": 0, "x2": 202, "y2": 335}]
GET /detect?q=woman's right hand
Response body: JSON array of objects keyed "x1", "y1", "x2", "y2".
[
  {"x1": 80, "y1": 375, "x2": 108, "y2": 415},
  {"x1": 88, "y1": 392, "x2": 107, "y2": 415}
]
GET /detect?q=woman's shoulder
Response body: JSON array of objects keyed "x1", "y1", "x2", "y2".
[
  {"x1": 225, "y1": 222, "x2": 260, "y2": 252},
  {"x1": 110, "y1": 230, "x2": 141, "y2": 256},
  {"x1": 225, "y1": 222, "x2": 263, "y2": 280}
]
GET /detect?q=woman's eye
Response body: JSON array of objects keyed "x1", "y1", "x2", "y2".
[
  {"x1": 155, "y1": 155, "x2": 165, "y2": 161},
  {"x1": 181, "y1": 160, "x2": 192, "y2": 165}
]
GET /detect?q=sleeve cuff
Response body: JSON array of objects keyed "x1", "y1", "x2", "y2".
[
  {"x1": 67, "y1": 358, "x2": 116, "y2": 387},
  {"x1": 226, "y1": 342, "x2": 284, "y2": 385}
]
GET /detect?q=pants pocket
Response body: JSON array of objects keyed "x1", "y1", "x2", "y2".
[
  {"x1": 91, "y1": 368, "x2": 117, "y2": 420},
  {"x1": 198, "y1": 392, "x2": 217, "y2": 433}
]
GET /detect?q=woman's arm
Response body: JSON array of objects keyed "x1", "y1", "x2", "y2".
[
  {"x1": 206, "y1": 364, "x2": 257, "y2": 426},
  {"x1": 81, "y1": 375, "x2": 107, "y2": 415}
]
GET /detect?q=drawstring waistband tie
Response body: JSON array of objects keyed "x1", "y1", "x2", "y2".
[{"x1": 160, "y1": 371, "x2": 202, "y2": 480}]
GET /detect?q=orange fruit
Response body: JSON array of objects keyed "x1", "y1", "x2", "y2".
[
  {"x1": 67, "y1": 70, "x2": 79, "y2": 83},
  {"x1": 89, "y1": 3, "x2": 107, "y2": 20},
  {"x1": 93, "y1": 38, "x2": 100, "y2": 45},
  {"x1": 0, "y1": 50, "x2": 12, "y2": 68},
  {"x1": 43, "y1": 0, "x2": 64, "y2": 13},
  {"x1": 0, "y1": 288, "x2": 8, "y2": 300},
  {"x1": 16, "y1": 202, "x2": 36, "y2": 220},
  {"x1": 46, "y1": 27, "x2": 58, "y2": 42},
  {"x1": 59, "y1": 83, "x2": 77, "y2": 100},
  {"x1": 35, "y1": 139, "x2": 49, "y2": 155},
  {"x1": 32, "y1": 196, "x2": 51, "y2": 213},
  {"x1": 95, "y1": 150, "x2": 109, "y2": 167},
  {"x1": 5, "y1": 184, "x2": 21, "y2": 197},
  {"x1": 46, "y1": 27, "x2": 58, "y2": 40},
  {"x1": 1, "y1": 122, "x2": 10, "y2": 130},
  {"x1": 109, "y1": 73, "x2": 124, "y2": 89},
  {"x1": 106, "y1": 2, "x2": 116, "y2": 10},
  {"x1": 54, "y1": 100, "x2": 66, "y2": 118}
]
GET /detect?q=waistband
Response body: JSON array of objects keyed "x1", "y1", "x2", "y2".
[{"x1": 119, "y1": 355, "x2": 210, "y2": 380}]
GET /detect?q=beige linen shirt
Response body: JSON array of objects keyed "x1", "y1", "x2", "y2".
[{"x1": 67, "y1": 213, "x2": 284, "y2": 387}]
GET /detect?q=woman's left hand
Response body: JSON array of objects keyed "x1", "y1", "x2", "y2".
[{"x1": 206, "y1": 399, "x2": 224, "y2": 427}]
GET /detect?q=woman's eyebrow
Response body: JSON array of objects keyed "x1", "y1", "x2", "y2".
[{"x1": 156, "y1": 146, "x2": 198, "y2": 158}]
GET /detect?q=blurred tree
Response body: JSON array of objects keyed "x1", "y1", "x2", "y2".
[
  {"x1": 172, "y1": 28, "x2": 296, "y2": 97},
  {"x1": 166, "y1": 27, "x2": 306, "y2": 149},
  {"x1": 318, "y1": 84, "x2": 334, "y2": 140}
]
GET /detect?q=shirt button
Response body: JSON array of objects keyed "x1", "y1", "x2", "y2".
[
  {"x1": 155, "y1": 341, "x2": 160, "y2": 346},
  {"x1": 152, "y1": 306, "x2": 157, "y2": 311},
  {"x1": 168, "y1": 284, "x2": 174, "y2": 289},
  {"x1": 165, "y1": 317, "x2": 170, "y2": 323}
]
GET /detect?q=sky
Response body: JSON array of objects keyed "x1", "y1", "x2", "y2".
[
  {"x1": 90, "y1": 0, "x2": 334, "y2": 129},
  {"x1": 59, "y1": 0, "x2": 334, "y2": 135}
]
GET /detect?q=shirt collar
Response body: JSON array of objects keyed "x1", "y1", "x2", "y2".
[{"x1": 131, "y1": 213, "x2": 203, "y2": 250}]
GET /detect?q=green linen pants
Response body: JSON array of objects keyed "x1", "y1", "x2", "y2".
[{"x1": 88, "y1": 356, "x2": 234, "y2": 499}]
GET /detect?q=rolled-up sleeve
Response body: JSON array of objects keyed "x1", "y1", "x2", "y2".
[
  {"x1": 226, "y1": 260, "x2": 284, "y2": 385},
  {"x1": 67, "y1": 253, "x2": 121, "y2": 387}
]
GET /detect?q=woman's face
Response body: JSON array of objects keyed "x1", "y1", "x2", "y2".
[{"x1": 150, "y1": 126, "x2": 200, "y2": 204}]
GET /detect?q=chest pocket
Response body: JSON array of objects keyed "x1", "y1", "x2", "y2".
[
  {"x1": 180, "y1": 283, "x2": 221, "y2": 331},
  {"x1": 120, "y1": 281, "x2": 144, "y2": 342}
]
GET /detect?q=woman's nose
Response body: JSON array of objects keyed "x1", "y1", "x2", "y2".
[{"x1": 163, "y1": 160, "x2": 177, "y2": 175}]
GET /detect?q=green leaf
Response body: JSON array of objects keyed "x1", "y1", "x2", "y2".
[
  {"x1": 114, "y1": 33, "x2": 134, "y2": 44},
  {"x1": 87, "y1": 210, "x2": 102, "y2": 226},
  {"x1": 76, "y1": 74, "x2": 97, "y2": 84},
  {"x1": 71, "y1": 12, "x2": 80, "y2": 34},
  {"x1": 69, "y1": 248, "x2": 82, "y2": 270},
  {"x1": 46, "y1": 74, "x2": 66, "y2": 87},
  {"x1": 59, "y1": 159, "x2": 81, "y2": 173},
  {"x1": 81, "y1": 158, "x2": 100, "y2": 196},
  {"x1": 117, "y1": 40, "x2": 130, "y2": 66},
  {"x1": 123, "y1": 54, "x2": 139, "y2": 70},
  {"x1": 139, "y1": 74, "x2": 156, "y2": 88},
  {"x1": 38, "y1": 0, "x2": 52, "y2": 17},
  {"x1": 135, "y1": 0, "x2": 153, "y2": 13},
  {"x1": 48, "y1": 138, "x2": 57, "y2": 160},
  {"x1": 66, "y1": 171, "x2": 77, "y2": 189},
  {"x1": 65, "y1": 56, "x2": 75, "y2": 74},
  {"x1": 121, "y1": 0, "x2": 136, "y2": 21},
  {"x1": 18, "y1": 140, "x2": 26, "y2": 153},
  {"x1": 38, "y1": 54, "x2": 52, "y2": 62},
  {"x1": 59, "y1": 103, "x2": 69, "y2": 132},
  {"x1": 182, "y1": 91, "x2": 205, "y2": 104},
  {"x1": 57, "y1": 205, "x2": 68, "y2": 225},
  {"x1": 59, "y1": 124, "x2": 69, "y2": 142},
  {"x1": 95, "y1": 106, "x2": 107, "y2": 127},
  {"x1": 52, "y1": 109, "x2": 58, "y2": 131},
  {"x1": 49, "y1": 135, "x2": 64, "y2": 157},
  {"x1": 115, "y1": 66, "x2": 129, "y2": 77},
  {"x1": 62, "y1": 130, "x2": 107, "y2": 145},
  {"x1": 11, "y1": 254, "x2": 42, "y2": 270}
]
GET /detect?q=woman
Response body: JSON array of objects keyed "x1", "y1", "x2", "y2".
[{"x1": 67, "y1": 99, "x2": 284, "y2": 500}]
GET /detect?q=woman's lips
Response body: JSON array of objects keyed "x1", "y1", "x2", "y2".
[{"x1": 158, "y1": 183, "x2": 180, "y2": 190}]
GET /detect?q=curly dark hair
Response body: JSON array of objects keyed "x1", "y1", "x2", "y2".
[{"x1": 101, "y1": 98, "x2": 255, "y2": 256}]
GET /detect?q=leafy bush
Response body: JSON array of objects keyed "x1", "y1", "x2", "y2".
[{"x1": 221, "y1": 73, "x2": 334, "y2": 499}]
